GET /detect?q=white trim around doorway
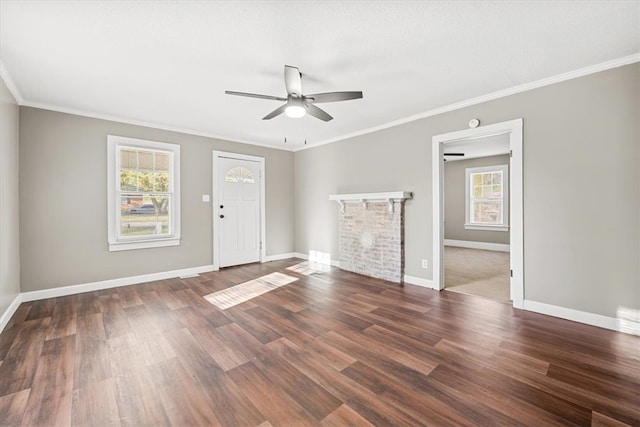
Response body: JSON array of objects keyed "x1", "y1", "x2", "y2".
[
  {"x1": 432, "y1": 119, "x2": 524, "y2": 309},
  {"x1": 212, "y1": 151, "x2": 266, "y2": 270}
]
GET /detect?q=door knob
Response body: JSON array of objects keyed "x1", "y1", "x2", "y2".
[
  {"x1": 220, "y1": 205, "x2": 224, "y2": 209},
  {"x1": 220, "y1": 214, "x2": 224, "y2": 219}
]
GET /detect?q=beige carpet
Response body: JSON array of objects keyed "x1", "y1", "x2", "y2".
[{"x1": 444, "y1": 246, "x2": 511, "y2": 303}]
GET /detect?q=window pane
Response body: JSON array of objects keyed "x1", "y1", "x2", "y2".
[
  {"x1": 155, "y1": 152, "x2": 170, "y2": 171},
  {"x1": 120, "y1": 170, "x2": 138, "y2": 191},
  {"x1": 134, "y1": 172, "x2": 153, "y2": 191},
  {"x1": 493, "y1": 172, "x2": 502, "y2": 185},
  {"x1": 225, "y1": 166, "x2": 255, "y2": 183},
  {"x1": 119, "y1": 148, "x2": 171, "y2": 192},
  {"x1": 473, "y1": 174, "x2": 482, "y2": 186},
  {"x1": 473, "y1": 201, "x2": 502, "y2": 224},
  {"x1": 120, "y1": 195, "x2": 170, "y2": 237},
  {"x1": 138, "y1": 150, "x2": 154, "y2": 171},
  {"x1": 492, "y1": 185, "x2": 502, "y2": 197},
  {"x1": 473, "y1": 185, "x2": 482, "y2": 198},
  {"x1": 483, "y1": 173, "x2": 492, "y2": 185},
  {"x1": 120, "y1": 149, "x2": 137, "y2": 169},
  {"x1": 154, "y1": 172, "x2": 169, "y2": 191}
]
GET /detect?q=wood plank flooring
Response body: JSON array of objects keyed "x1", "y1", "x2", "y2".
[{"x1": 0, "y1": 259, "x2": 638, "y2": 426}]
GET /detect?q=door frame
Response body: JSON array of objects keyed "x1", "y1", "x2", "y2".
[
  {"x1": 212, "y1": 150, "x2": 266, "y2": 270},
  {"x1": 432, "y1": 118, "x2": 524, "y2": 308}
]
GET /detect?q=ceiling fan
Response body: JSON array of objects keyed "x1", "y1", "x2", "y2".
[
  {"x1": 225, "y1": 65, "x2": 363, "y2": 122},
  {"x1": 443, "y1": 152, "x2": 465, "y2": 162}
]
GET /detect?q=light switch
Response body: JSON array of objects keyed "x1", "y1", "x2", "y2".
[{"x1": 202, "y1": 195, "x2": 210, "y2": 202}]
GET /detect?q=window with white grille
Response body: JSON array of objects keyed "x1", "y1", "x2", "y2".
[
  {"x1": 107, "y1": 135, "x2": 181, "y2": 251},
  {"x1": 465, "y1": 164, "x2": 509, "y2": 231}
]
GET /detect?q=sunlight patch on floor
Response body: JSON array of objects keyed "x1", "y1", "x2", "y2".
[
  {"x1": 204, "y1": 272, "x2": 298, "y2": 310},
  {"x1": 617, "y1": 306, "x2": 640, "y2": 335},
  {"x1": 286, "y1": 261, "x2": 331, "y2": 276}
]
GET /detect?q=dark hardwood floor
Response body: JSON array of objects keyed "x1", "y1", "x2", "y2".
[{"x1": 0, "y1": 258, "x2": 638, "y2": 426}]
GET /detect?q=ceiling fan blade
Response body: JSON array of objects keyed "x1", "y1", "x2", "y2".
[
  {"x1": 284, "y1": 65, "x2": 302, "y2": 97},
  {"x1": 262, "y1": 103, "x2": 288, "y2": 120},
  {"x1": 225, "y1": 91, "x2": 286, "y2": 102},
  {"x1": 306, "y1": 103, "x2": 333, "y2": 122},
  {"x1": 304, "y1": 91, "x2": 363, "y2": 103}
]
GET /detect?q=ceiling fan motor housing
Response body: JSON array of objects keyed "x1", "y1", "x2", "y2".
[{"x1": 285, "y1": 97, "x2": 306, "y2": 118}]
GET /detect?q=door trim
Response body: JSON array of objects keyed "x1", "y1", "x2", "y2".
[
  {"x1": 432, "y1": 118, "x2": 524, "y2": 308},
  {"x1": 212, "y1": 150, "x2": 266, "y2": 270}
]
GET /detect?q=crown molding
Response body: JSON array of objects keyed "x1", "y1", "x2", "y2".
[
  {"x1": 20, "y1": 100, "x2": 296, "y2": 152},
  {"x1": 1, "y1": 56, "x2": 293, "y2": 150},
  {"x1": 293, "y1": 53, "x2": 640, "y2": 152},
  {"x1": 0, "y1": 60, "x2": 24, "y2": 104},
  {"x1": 4, "y1": 53, "x2": 638, "y2": 153}
]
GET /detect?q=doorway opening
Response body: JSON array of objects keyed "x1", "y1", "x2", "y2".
[
  {"x1": 442, "y1": 141, "x2": 511, "y2": 302},
  {"x1": 212, "y1": 151, "x2": 266, "y2": 270},
  {"x1": 432, "y1": 119, "x2": 523, "y2": 308}
]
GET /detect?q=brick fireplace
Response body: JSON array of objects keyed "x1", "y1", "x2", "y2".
[{"x1": 330, "y1": 192, "x2": 412, "y2": 283}]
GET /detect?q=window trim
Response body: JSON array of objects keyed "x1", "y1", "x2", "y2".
[
  {"x1": 465, "y1": 164, "x2": 509, "y2": 232},
  {"x1": 107, "y1": 135, "x2": 181, "y2": 251}
]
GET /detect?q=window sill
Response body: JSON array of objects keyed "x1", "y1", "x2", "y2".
[
  {"x1": 464, "y1": 224, "x2": 509, "y2": 232},
  {"x1": 109, "y1": 237, "x2": 180, "y2": 252}
]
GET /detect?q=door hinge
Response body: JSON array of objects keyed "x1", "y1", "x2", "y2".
[
  {"x1": 510, "y1": 150, "x2": 513, "y2": 158},
  {"x1": 260, "y1": 241, "x2": 262, "y2": 250},
  {"x1": 510, "y1": 269, "x2": 513, "y2": 277}
]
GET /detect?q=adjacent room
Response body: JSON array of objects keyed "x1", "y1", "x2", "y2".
[
  {"x1": 1, "y1": 1, "x2": 639, "y2": 426},
  {"x1": 443, "y1": 134, "x2": 512, "y2": 303}
]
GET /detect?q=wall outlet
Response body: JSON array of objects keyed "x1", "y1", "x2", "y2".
[{"x1": 421, "y1": 259, "x2": 429, "y2": 269}]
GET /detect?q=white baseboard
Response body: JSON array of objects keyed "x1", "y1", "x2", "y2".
[
  {"x1": 21, "y1": 265, "x2": 214, "y2": 302},
  {"x1": 6, "y1": 262, "x2": 637, "y2": 337},
  {"x1": 523, "y1": 300, "x2": 639, "y2": 335},
  {"x1": 0, "y1": 293, "x2": 23, "y2": 333},
  {"x1": 263, "y1": 252, "x2": 297, "y2": 262},
  {"x1": 444, "y1": 239, "x2": 510, "y2": 252},
  {"x1": 403, "y1": 274, "x2": 437, "y2": 290}
]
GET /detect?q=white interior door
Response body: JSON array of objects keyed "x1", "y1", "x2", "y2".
[{"x1": 218, "y1": 157, "x2": 261, "y2": 267}]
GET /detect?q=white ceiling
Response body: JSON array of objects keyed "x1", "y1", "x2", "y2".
[
  {"x1": 1, "y1": 1, "x2": 638, "y2": 151},
  {"x1": 444, "y1": 133, "x2": 510, "y2": 162}
]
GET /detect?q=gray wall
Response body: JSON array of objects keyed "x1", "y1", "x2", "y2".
[
  {"x1": 444, "y1": 155, "x2": 510, "y2": 245},
  {"x1": 19, "y1": 108, "x2": 294, "y2": 292},
  {"x1": 294, "y1": 63, "x2": 639, "y2": 318},
  {"x1": 0, "y1": 77, "x2": 20, "y2": 322},
  {"x1": 8, "y1": 62, "x2": 640, "y2": 322}
]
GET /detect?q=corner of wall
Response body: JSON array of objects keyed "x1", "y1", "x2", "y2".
[
  {"x1": 0, "y1": 294, "x2": 23, "y2": 334},
  {"x1": 0, "y1": 73, "x2": 22, "y2": 330}
]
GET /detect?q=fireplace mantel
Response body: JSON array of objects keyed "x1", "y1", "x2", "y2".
[
  {"x1": 329, "y1": 191, "x2": 412, "y2": 213},
  {"x1": 332, "y1": 191, "x2": 410, "y2": 283}
]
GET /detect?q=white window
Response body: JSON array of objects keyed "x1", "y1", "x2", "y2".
[
  {"x1": 225, "y1": 166, "x2": 255, "y2": 183},
  {"x1": 107, "y1": 135, "x2": 180, "y2": 251},
  {"x1": 465, "y1": 164, "x2": 509, "y2": 231}
]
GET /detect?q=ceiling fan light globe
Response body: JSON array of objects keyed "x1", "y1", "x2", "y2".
[{"x1": 285, "y1": 105, "x2": 306, "y2": 118}]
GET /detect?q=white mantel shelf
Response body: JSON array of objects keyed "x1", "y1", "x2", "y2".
[{"x1": 329, "y1": 191, "x2": 412, "y2": 213}]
